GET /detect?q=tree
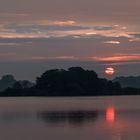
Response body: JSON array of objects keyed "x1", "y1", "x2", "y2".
[{"x1": 34, "y1": 67, "x2": 122, "y2": 96}]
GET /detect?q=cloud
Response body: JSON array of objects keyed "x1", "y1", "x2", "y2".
[
  {"x1": 0, "y1": 21, "x2": 132, "y2": 39},
  {"x1": 0, "y1": 52, "x2": 16, "y2": 56},
  {"x1": 0, "y1": 0, "x2": 140, "y2": 29},
  {"x1": 0, "y1": 43, "x2": 22, "y2": 46},
  {"x1": 30, "y1": 56, "x2": 77, "y2": 60},
  {"x1": 104, "y1": 41, "x2": 120, "y2": 44},
  {"x1": 48, "y1": 20, "x2": 76, "y2": 26},
  {"x1": 5, "y1": 23, "x2": 90, "y2": 31},
  {"x1": 1, "y1": 13, "x2": 30, "y2": 17},
  {"x1": 91, "y1": 54, "x2": 140, "y2": 65},
  {"x1": 94, "y1": 26, "x2": 114, "y2": 31},
  {"x1": 128, "y1": 33, "x2": 140, "y2": 42}
]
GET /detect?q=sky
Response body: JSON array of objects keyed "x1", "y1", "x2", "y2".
[{"x1": 0, "y1": 0, "x2": 139, "y2": 81}]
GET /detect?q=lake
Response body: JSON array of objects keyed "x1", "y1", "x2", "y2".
[{"x1": 0, "y1": 96, "x2": 139, "y2": 140}]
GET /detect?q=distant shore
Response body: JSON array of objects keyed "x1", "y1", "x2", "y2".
[{"x1": 0, "y1": 67, "x2": 140, "y2": 96}]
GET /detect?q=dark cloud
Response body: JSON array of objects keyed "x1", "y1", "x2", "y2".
[
  {"x1": 5, "y1": 24, "x2": 90, "y2": 32},
  {"x1": 93, "y1": 26, "x2": 114, "y2": 31},
  {"x1": 130, "y1": 33, "x2": 140, "y2": 38}
]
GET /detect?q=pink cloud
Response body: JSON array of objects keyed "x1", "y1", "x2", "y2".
[{"x1": 92, "y1": 55, "x2": 140, "y2": 62}]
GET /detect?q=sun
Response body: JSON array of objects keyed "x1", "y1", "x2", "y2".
[{"x1": 105, "y1": 67, "x2": 115, "y2": 75}]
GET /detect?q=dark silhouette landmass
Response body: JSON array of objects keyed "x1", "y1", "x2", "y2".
[
  {"x1": 0, "y1": 75, "x2": 16, "y2": 92},
  {"x1": 13, "y1": 80, "x2": 35, "y2": 89},
  {"x1": 0, "y1": 75, "x2": 34, "y2": 92},
  {"x1": 0, "y1": 67, "x2": 140, "y2": 96},
  {"x1": 113, "y1": 76, "x2": 140, "y2": 88}
]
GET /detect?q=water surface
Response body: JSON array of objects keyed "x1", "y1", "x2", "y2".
[{"x1": 0, "y1": 96, "x2": 139, "y2": 140}]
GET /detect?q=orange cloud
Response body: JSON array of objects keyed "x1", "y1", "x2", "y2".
[
  {"x1": 53, "y1": 20, "x2": 76, "y2": 26},
  {"x1": 92, "y1": 55, "x2": 140, "y2": 62},
  {"x1": 40, "y1": 20, "x2": 76, "y2": 26},
  {"x1": 104, "y1": 41, "x2": 120, "y2": 44}
]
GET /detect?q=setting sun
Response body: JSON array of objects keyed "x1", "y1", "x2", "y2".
[{"x1": 105, "y1": 67, "x2": 115, "y2": 75}]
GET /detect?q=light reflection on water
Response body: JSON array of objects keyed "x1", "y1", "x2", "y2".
[
  {"x1": 0, "y1": 97, "x2": 139, "y2": 140},
  {"x1": 0, "y1": 108, "x2": 139, "y2": 140},
  {"x1": 106, "y1": 107, "x2": 115, "y2": 123}
]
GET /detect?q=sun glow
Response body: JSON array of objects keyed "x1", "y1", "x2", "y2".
[{"x1": 105, "y1": 67, "x2": 115, "y2": 75}]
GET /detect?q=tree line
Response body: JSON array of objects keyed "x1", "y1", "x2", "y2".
[{"x1": 1, "y1": 67, "x2": 140, "y2": 96}]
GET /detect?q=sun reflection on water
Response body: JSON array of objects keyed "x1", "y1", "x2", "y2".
[{"x1": 106, "y1": 107, "x2": 115, "y2": 123}]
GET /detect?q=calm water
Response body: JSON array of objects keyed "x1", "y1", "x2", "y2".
[{"x1": 0, "y1": 96, "x2": 140, "y2": 140}]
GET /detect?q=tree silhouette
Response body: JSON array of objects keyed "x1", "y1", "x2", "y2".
[
  {"x1": 34, "y1": 67, "x2": 122, "y2": 96},
  {"x1": 1, "y1": 67, "x2": 140, "y2": 96}
]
